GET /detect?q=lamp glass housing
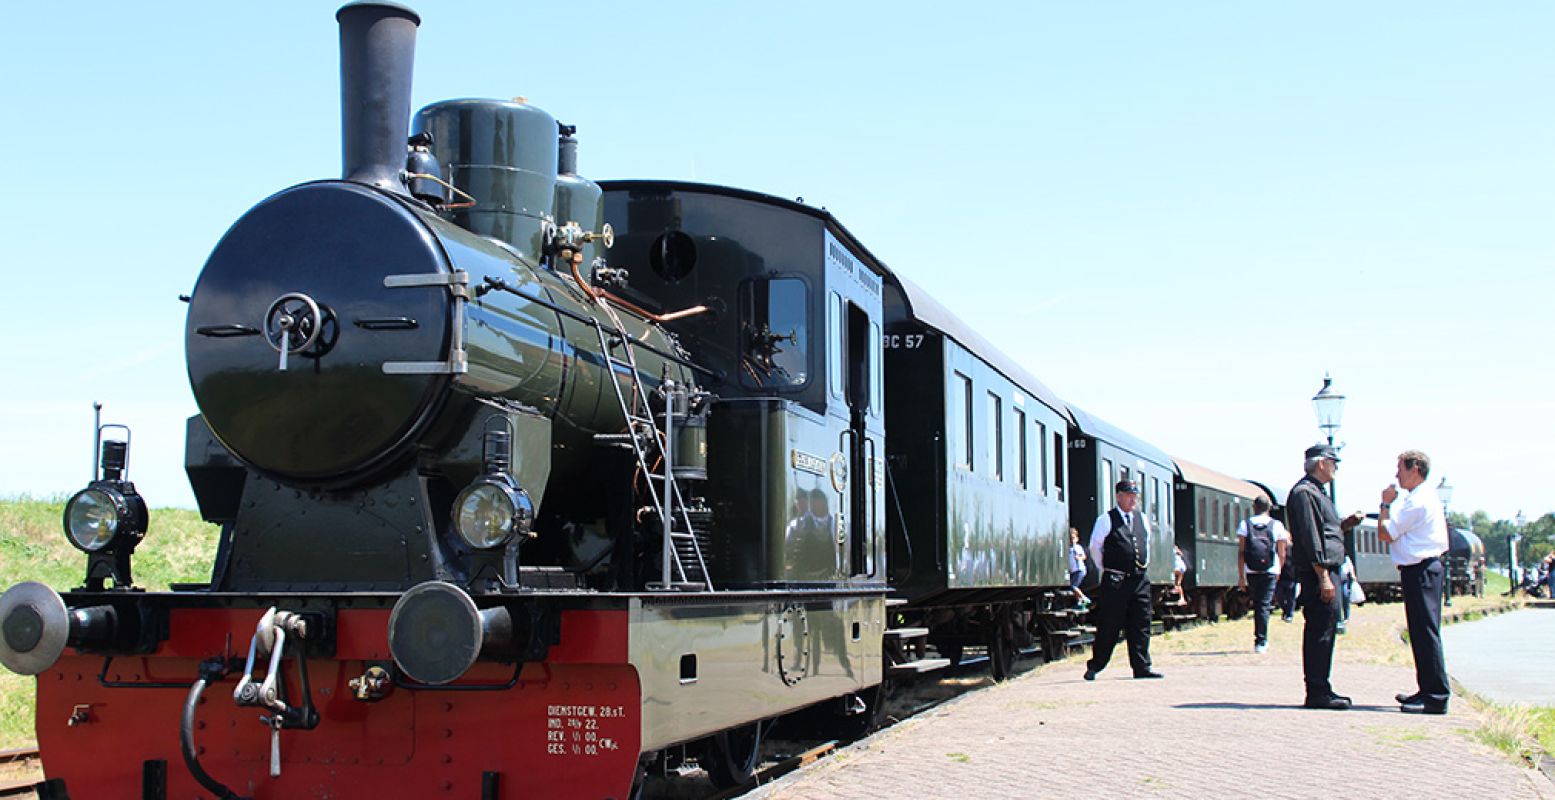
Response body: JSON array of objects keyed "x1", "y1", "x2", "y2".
[
  {"x1": 64, "y1": 487, "x2": 121, "y2": 552},
  {"x1": 453, "y1": 479, "x2": 521, "y2": 550},
  {"x1": 1311, "y1": 379, "x2": 1346, "y2": 432}
]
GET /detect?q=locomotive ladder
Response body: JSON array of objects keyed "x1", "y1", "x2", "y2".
[{"x1": 591, "y1": 300, "x2": 711, "y2": 592}]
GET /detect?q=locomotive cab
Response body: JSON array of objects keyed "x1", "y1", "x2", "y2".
[{"x1": 601, "y1": 183, "x2": 889, "y2": 591}]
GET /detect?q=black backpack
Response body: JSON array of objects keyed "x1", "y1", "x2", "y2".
[{"x1": 1245, "y1": 519, "x2": 1275, "y2": 571}]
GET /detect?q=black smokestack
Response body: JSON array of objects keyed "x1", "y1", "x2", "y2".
[{"x1": 336, "y1": 2, "x2": 421, "y2": 194}]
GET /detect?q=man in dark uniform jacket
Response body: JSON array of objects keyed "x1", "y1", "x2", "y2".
[
  {"x1": 1286, "y1": 444, "x2": 1365, "y2": 709},
  {"x1": 1083, "y1": 479, "x2": 1163, "y2": 681}
]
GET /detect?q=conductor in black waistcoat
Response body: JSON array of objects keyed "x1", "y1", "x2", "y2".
[
  {"x1": 1083, "y1": 479, "x2": 1163, "y2": 680},
  {"x1": 1286, "y1": 443, "x2": 1366, "y2": 710}
]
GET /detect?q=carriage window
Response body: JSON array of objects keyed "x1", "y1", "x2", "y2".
[
  {"x1": 1053, "y1": 432, "x2": 1065, "y2": 501},
  {"x1": 1036, "y1": 421, "x2": 1048, "y2": 495},
  {"x1": 1014, "y1": 407, "x2": 1028, "y2": 490},
  {"x1": 987, "y1": 392, "x2": 1003, "y2": 481},
  {"x1": 739, "y1": 277, "x2": 808, "y2": 389},
  {"x1": 1153, "y1": 477, "x2": 1162, "y2": 523},
  {"x1": 827, "y1": 292, "x2": 842, "y2": 399},
  {"x1": 1103, "y1": 459, "x2": 1115, "y2": 507},
  {"x1": 953, "y1": 372, "x2": 973, "y2": 469}
]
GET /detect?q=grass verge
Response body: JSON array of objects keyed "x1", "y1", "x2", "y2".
[{"x1": 0, "y1": 496, "x2": 218, "y2": 748}]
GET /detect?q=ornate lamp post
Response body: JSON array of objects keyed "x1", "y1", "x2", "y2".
[
  {"x1": 1437, "y1": 478, "x2": 1455, "y2": 605},
  {"x1": 1510, "y1": 510, "x2": 1526, "y2": 593},
  {"x1": 1310, "y1": 375, "x2": 1346, "y2": 502}
]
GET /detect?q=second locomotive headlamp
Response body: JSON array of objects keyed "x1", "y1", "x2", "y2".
[{"x1": 451, "y1": 428, "x2": 533, "y2": 550}]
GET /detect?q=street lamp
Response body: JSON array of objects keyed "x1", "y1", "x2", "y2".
[
  {"x1": 1510, "y1": 509, "x2": 1526, "y2": 593},
  {"x1": 1311, "y1": 375, "x2": 1346, "y2": 501},
  {"x1": 1437, "y1": 477, "x2": 1455, "y2": 605}
]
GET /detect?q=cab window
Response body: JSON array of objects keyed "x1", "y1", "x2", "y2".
[{"x1": 739, "y1": 277, "x2": 808, "y2": 390}]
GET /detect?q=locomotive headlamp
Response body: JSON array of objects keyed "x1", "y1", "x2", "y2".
[
  {"x1": 66, "y1": 413, "x2": 150, "y2": 589},
  {"x1": 64, "y1": 487, "x2": 125, "y2": 552},
  {"x1": 452, "y1": 425, "x2": 534, "y2": 551},
  {"x1": 453, "y1": 475, "x2": 533, "y2": 550}
]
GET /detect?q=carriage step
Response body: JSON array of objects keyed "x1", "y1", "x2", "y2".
[
  {"x1": 888, "y1": 657, "x2": 951, "y2": 676},
  {"x1": 886, "y1": 598, "x2": 909, "y2": 607},
  {"x1": 1163, "y1": 614, "x2": 1197, "y2": 623},
  {"x1": 1077, "y1": 625, "x2": 1096, "y2": 634},
  {"x1": 1164, "y1": 599, "x2": 1191, "y2": 608},
  {"x1": 883, "y1": 627, "x2": 930, "y2": 640},
  {"x1": 1065, "y1": 635, "x2": 1094, "y2": 648}
]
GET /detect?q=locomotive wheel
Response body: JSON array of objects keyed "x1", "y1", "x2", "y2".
[{"x1": 699, "y1": 720, "x2": 764, "y2": 790}]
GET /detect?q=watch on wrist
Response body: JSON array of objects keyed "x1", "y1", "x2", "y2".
[{"x1": 1379, "y1": 503, "x2": 1389, "y2": 512}]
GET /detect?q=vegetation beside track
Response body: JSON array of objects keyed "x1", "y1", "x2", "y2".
[{"x1": 0, "y1": 496, "x2": 219, "y2": 748}]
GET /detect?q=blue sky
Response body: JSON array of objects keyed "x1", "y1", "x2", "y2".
[{"x1": 1, "y1": 1, "x2": 1550, "y2": 520}]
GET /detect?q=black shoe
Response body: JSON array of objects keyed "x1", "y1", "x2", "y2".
[
  {"x1": 1401, "y1": 701, "x2": 1448, "y2": 715},
  {"x1": 1133, "y1": 670, "x2": 1164, "y2": 679},
  {"x1": 1083, "y1": 668, "x2": 1097, "y2": 681},
  {"x1": 1395, "y1": 692, "x2": 1422, "y2": 705},
  {"x1": 1303, "y1": 694, "x2": 1351, "y2": 710}
]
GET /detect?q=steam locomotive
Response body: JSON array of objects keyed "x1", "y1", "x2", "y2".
[{"x1": 0, "y1": 4, "x2": 1414, "y2": 799}]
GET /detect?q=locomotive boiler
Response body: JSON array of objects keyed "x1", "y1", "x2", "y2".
[{"x1": 0, "y1": 4, "x2": 888, "y2": 798}]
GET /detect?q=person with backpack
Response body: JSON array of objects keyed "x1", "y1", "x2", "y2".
[{"x1": 1237, "y1": 494, "x2": 1289, "y2": 653}]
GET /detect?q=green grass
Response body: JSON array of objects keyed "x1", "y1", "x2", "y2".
[{"x1": 0, "y1": 496, "x2": 219, "y2": 747}]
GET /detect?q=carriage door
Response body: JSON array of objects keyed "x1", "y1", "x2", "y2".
[
  {"x1": 826, "y1": 232, "x2": 883, "y2": 579},
  {"x1": 843, "y1": 301, "x2": 874, "y2": 576}
]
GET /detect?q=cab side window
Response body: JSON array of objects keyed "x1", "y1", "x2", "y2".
[{"x1": 739, "y1": 277, "x2": 808, "y2": 390}]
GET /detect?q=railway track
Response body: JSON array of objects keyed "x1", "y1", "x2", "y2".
[{"x1": 0, "y1": 746, "x2": 41, "y2": 798}]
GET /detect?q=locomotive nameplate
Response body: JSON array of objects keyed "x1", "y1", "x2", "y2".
[{"x1": 792, "y1": 449, "x2": 827, "y2": 476}]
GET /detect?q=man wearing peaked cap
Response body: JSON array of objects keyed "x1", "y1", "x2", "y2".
[
  {"x1": 1083, "y1": 479, "x2": 1162, "y2": 681},
  {"x1": 1287, "y1": 443, "x2": 1366, "y2": 709}
]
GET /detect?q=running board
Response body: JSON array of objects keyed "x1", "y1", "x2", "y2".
[{"x1": 888, "y1": 657, "x2": 951, "y2": 676}]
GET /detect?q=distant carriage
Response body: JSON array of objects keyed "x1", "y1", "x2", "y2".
[{"x1": 1445, "y1": 527, "x2": 1485, "y2": 598}]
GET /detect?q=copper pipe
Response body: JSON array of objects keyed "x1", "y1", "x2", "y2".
[{"x1": 568, "y1": 255, "x2": 709, "y2": 324}]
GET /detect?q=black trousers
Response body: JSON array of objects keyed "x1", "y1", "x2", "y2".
[
  {"x1": 1275, "y1": 566, "x2": 1298, "y2": 617},
  {"x1": 1088, "y1": 571, "x2": 1152, "y2": 675},
  {"x1": 1299, "y1": 568, "x2": 1342, "y2": 699},
  {"x1": 1400, "y1": 557, "x2": 1450, "y2": 706},
  {"x1": 1247, "y1": 572, "x2": 1276, "y2": 646}
]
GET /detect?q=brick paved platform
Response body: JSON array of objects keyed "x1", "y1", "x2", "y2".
[{"x1": 749, "y1": 605, "x2": 1553, "y2": 800}]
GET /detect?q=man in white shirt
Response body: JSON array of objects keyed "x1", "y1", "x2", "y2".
[
  {"x1": 1379, "y1": 449, "x2": 1451, "y2": 714},
  {"x1": 1083, "y1": 480, "x2": 1162, "y2": 681},
  {"x1": 1237, "y1": 495, "x2": 1289, "y2": 654}
]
